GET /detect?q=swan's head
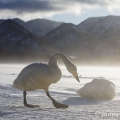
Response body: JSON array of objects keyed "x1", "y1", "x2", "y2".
[{"x1": 66, "y1": 62, "x2": 80, "y2": 82}]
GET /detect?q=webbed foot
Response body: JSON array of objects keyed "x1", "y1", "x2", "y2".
[{"x1": 53, "y1": 101, "x2": 69, "y2": 109}]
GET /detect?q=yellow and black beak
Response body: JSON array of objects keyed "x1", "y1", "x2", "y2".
[{"x1": 73, "y1": 71, "x2": 80, "y2": 82}]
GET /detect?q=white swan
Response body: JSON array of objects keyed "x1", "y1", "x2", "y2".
[
  {"x1": 13, "y1": 53, "x2": 80, "y2": 108},
  {"x1": 77, "y1": 78, "x2": 116, "y2": 100}
]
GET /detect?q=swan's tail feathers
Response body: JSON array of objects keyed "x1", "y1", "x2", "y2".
[
  {"x1": 12, "y1": 79, "x2": 24, "y2": 90},
  {"x1": 12, "y1": 79, "x2": 18, "y2": 88}
]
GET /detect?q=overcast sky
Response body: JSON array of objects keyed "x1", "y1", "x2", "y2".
[{"x1": 0, "y1": 0, "x2": 120, "y2": 24}]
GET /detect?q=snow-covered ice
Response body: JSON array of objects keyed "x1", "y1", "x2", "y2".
[{"x1": 0, "y1": 64, "x2": 120, "y2": 120}]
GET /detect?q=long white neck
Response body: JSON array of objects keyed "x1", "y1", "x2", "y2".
[{"x1": 48, "y1": 53, "x2": 71, "y2": 69}]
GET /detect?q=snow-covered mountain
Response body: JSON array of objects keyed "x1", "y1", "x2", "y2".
[
  {"x1": 42, "y1": 16, "x2": 120, "y2": 64},
  {"x1": 0, "y1": 18, "x2": 63, "y2": 37},
  {"x1": 78, "y1": 15, "x2": 120, "y2": 39},
  {"x1": 0, "y1": 19, "x2": 53, "y2": 62},
  {"x1": 12, "y1": 18, "x2": 62, "y2": 37},
  {"x1": 25, "y1": 19, "x2": 63, "y2": 37},
  {"x1": 1, "y1": 16, "x2": 120, "y2": 64},
  {"x1": 43, "y1": 23, "x2": 95, "y2": 58},
  {"x1": 13, "y1": 18, "x2": 26, "y2": 28}
]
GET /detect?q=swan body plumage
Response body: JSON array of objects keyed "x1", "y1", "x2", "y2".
[
  {"x1": 13, "y1": 63, "x2": 61, "y2": 91},
  {"x1": 13, "y1": 53, "x2": 79, "y2": 108}
]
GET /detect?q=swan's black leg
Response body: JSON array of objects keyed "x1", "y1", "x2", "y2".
[
  {"x1": 23, "y1": 91, "x2": 39, "y2": 108},
  {"x1": 46, "y1": 92, "x2": 69, "y2": 108}
]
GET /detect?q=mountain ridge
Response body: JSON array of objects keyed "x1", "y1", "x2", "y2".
[
  {"x1": 0, "y1": 16, "x2": 120, "y2": 65},
  {"x1": 0, "y1": 19, "x2": 55, "y2": 63}
]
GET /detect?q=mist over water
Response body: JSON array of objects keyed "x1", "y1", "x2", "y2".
[
  {"x1": 0, "y1": 64, "x2": 120, "y2": 97},
  {"x1": 1, "y1": 64, "x2": 120, "y2": 81}
]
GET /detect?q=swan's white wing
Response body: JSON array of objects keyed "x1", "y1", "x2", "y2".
[
  {"x1": 17, "y1": 63, "x2": 40, "y2": 80},
  {"x1": 13, "y1": 63, "x2": 51, "y2": 91}
]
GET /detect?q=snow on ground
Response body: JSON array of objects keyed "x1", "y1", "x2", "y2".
[{"x1": 0, "y1": 64, "x2": 120, "y2": 120}]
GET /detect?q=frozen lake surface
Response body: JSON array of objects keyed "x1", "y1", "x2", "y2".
[{"x1": 0, "y1": 64, "x2": 120, "y2": 120}]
